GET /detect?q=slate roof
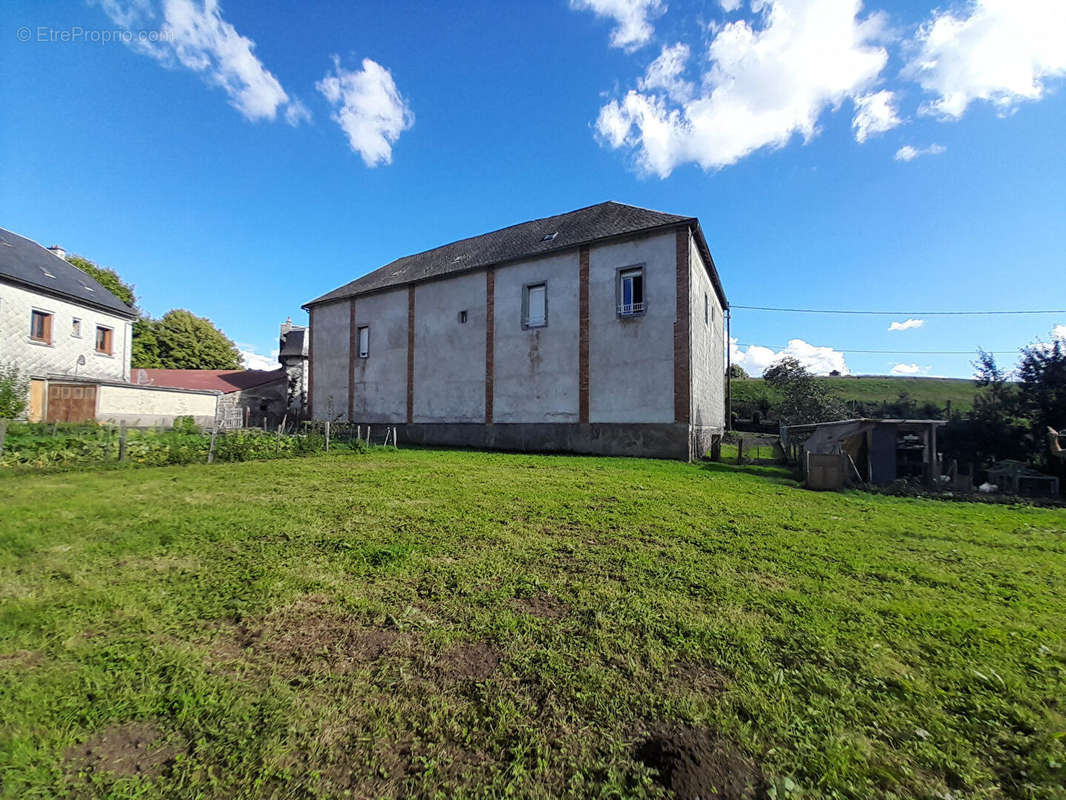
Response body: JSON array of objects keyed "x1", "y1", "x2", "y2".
[
  {"x1": 0, "y1": 227, "x2": 137, "y2": 318},
  {"x1": 305, "y1": 201, "x2": 726, "y2": 308},
  {"x1": 131, "y1": 368, "x2": 286, "y2": 393},
  {"x1": 279, "y1": 327, "x2": 306, "y2": 358}
]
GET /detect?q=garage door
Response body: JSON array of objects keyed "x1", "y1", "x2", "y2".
[{"x1": 46, "y1": 383, "x2": 98, "y2": 423}]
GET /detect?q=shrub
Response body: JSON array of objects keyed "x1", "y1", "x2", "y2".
[{"x1": 0, "y1": 363, "x2": 30, "y2": 420}]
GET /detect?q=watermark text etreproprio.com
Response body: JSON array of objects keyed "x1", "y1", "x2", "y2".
[{"x1": 15, "y1": 26, "x2": 172, "y2": 44}]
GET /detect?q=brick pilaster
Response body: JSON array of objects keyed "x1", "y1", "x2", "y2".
[
  {"x1": 578, "y1": 245, "x2": 590, "y2": 424},
  {"x1": 485, "y1": 268, "x2": 494, "y2": 423},
  {"x1": 406, "y1": 285, "x2": 415, "y2": 423},
  {"x1": 674, "y1": 228, "x2": 691, "y2": 424}
]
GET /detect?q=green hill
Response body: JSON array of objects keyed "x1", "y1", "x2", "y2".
[{"x1": 731, "y1": 375, "x2": 987, "y2": 417}]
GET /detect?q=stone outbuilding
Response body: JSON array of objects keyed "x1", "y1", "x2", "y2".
[{"x1": 132, "y1": 368, "x2": 289, "y2": 429}]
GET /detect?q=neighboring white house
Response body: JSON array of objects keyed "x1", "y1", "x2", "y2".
[
  {"x1": 1, "y1": 228, "x2": 139, "y2": 420},
  {"x1": 303, "y1": 202, "x2": 728, "y2": 459}
]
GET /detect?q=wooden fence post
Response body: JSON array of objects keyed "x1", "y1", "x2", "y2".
[
  {"x1": 0, "y1": 419, "x2": 7, "y2": 456},
  {"x1": 118, "y1": 423, "x2": 127, "y2": 462},
  {"x1": 207, "y1": 426, "x2": 218, "y2": 464},
  {"x1": 736, "y1": 437, "x2": 744, "y2": 464},
  {"x1": 325, "y1": 420, "x2": 330, "y2": 451}
]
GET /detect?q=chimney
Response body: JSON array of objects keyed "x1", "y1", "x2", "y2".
[
  {"x1": 48, "y1": 245, "x2": 67, "y2": 261},
  {"x1": 281, "y1": 316, "x2": 293, "y2": 336}
]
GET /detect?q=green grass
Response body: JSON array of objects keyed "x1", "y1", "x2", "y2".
[
  {"x1": 731, "y1": 376, "x2": 988, "y2": 414},
  {"x1": 1, "y1": 450, "x2": 1064, "y2": 799}
]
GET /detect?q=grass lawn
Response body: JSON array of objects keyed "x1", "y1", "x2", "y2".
[{"x1": 1, "y1": 449, "x2": 1064, "y2": 799}]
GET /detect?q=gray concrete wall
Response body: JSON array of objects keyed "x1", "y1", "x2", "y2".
[
  {"x1": 688, "y1": 234, "x2": 726, "y2": 442},
  {"x1": 413, "y1": 271, "x2": 485, "y2": 422},
  {"x1": 310, "y1": 300, "x2": 351, "y2": 421},
  {"x1": 492, "y1": 251, "x2": 580, "y2": 422},
  {"x1": 351, "y1": 287, "x2": 408, "y2": 422},
  {"x1": 587, "y1": 231, "x2": 676, "y2": 423}
]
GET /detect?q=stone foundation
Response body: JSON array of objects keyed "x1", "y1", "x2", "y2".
[{"x1": 359, "y1": 422, "x2": 723, "y2": 460}]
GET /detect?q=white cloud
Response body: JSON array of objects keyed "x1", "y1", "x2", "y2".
[
  {"x1": 888, "y1": 318, "x2": 924, "y2": 331},
  {"x1": 97, "y1": 0, "x2": 306, "y2": 124},
  {"x1": 238, "y1": 344, "x2": 279, "y2": 371},
  {"x1": 1053, "y1": 324, "x2": 1066, "y2": 340},
  {"x1": 895, "y1": 143, "x2": 946, "y2": 161},
  {"x1": 570, "y1": 0, "x2": 665, "y2": 51},
  {"x1": 890, "y1": 362, "x2": 928, "y2": 375},
  {"x1": 731, "y1": 337, "x2": 850, "y2": 376},
  {"x1": 594, "y1": 0, "x2": 891, "y2": 177},
  {"x1": 903, "y1": 0, "x2": 1066, "y2": 120},
  {"x1": 639, "y1": 43, "x2": 694, "y2": 102},
  {"x1": 316, "y1": 57, "x2": 414, "y2": 167},
  {"x1": 852, "y1": 89, "x2": 902, "y2": 142},
  {"x1": 720, "y1": 0, "x2": 743, "y2": 11}
]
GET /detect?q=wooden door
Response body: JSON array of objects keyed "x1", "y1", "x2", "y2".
[{"x1": 46, "y1": 383, "x2": 98, "y2": 423}]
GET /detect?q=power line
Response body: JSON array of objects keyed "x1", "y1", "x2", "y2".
[
  {"x1": 731, "y1": 305, "x2": 1066, "y2": 316},
  {"x1": 734, "y1": 342, "x2": 1017, "y2": 355}
]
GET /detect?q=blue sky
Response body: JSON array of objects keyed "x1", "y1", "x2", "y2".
[{"x1": 2, "y1": 0, "x2": 1064, "y2": 377}]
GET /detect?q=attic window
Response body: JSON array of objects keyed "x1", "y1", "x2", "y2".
[
  {"x1": 40, "y1": 267, "x2": 56, "y2": 279},
  {"x1": 541, "y1": 232, "x2": 557, "y2": 241},
  {"x1": 80, "y1": 282, "x2": 95, "y2": 292}
]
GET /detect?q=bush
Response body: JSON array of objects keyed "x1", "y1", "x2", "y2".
[
  {"x1": 0, "y1": 363, "x2": 29, "y2": 420},
  {"x1": 172, "y1": 415, "x2": 201, "y2": 434},
  {"x1": 0, "y1": 425, "x2": 348, "y2": 469}
]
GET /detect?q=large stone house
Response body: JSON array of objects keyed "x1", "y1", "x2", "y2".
[
  {"x1": 0, "y1": 227, "x2": 138, "y2": 420},
  {"x1": 303, "y1": 202, "x2": 728, "y2": 459}
]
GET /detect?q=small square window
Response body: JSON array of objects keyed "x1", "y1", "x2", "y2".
[
  {"x1": 523, "y1": 283, "x2": 547, "y2": 328},
  {"x1": 458, "y1": 310, "x2": 468, "y2": 324},
  {"x1": 95, "y1": 325, "x2": 113, "y2": 355},
  {"x1": 30, "y1": 310, "x2": 53, "y2": 343},
  {"x1": 617, "y1": 268, "x2": 645, "y2": 317},
  {"x1": 72, "y1": 318, "x2": 82, "y2": 337},
  {"x1": 358, "y1": 326, "x2": 369, "y2": 358}
]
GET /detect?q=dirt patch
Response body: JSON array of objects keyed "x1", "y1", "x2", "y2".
[
  {"x1": 510, "y1": 592, "x2": 569, "y2": 620},
  {"x1": 434, "y1": 641, "x2": 501, "y2": 681},
  {"x1": 0, "y1": 649, "x2": 43, "y2": 669},
  {"x1": 65, "y1": 722, "x2": 184, "y2": 779},
  {"x1": 670, "y1": 661, "x2": 730, "y2": 695},
  {"x1": 635, "y1": 727, "x2": 763, "y2": 800},
  {"x1": 323, "y1": 738, "x2": 494, "y2": 797},
  {"x1": 213, "y1": 597, "x2": 406, "y2": 673}
]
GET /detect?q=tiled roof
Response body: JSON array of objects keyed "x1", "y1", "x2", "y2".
[
  {"x1": 131, "y1": 368, "x2": 285, "y2": 393},
  {"x1": 0, "y1": 227, "x2": 137, "y2": 318},
  {"x1": 305, "y1": 201, "x2": 721, "y2": 307}
]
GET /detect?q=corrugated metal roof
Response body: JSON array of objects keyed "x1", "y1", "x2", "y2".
[
  {"x1": 305, "y1": 201, "x2": 725, "y2": 307},
  {"x1": 131, "y1": 368, "x2": 285, "y2": 393},
  {"x1": 0, "y1": 227, "x2": 136, "y2": 318}
]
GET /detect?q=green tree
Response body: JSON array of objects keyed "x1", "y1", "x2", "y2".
[
  {"x1": 134, "y1": 310, "x2": 242, "y2": 370},
  {"x1": 1017, "y1": 334, "x2": 1066, "y2": 468},
  {"x1": 0, "y1": 363, "x2": 30, "y2": 419},
  {"x1": 67, "y1": 255, "x2": 136, "y2": 308},
  {"x1": 727, "y1": 363, "x2": 748, "y2": 379},
  {"x1": 763, "y1": 357, "x2": 847, "y2": 425}
]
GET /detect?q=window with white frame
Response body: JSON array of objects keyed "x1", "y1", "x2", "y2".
[
  {"x1": 523, "y1": 282, "x2": 547, "y2": 328},
  {"x1": 618, "y1": 267, "x2": 645, "y2": 316},
  {"x1": 72, "y1": 317, "x2": 82, "y2": 337},
  {"x1": 358, "y1": 326, "x2": 369, "y2": 358}
]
